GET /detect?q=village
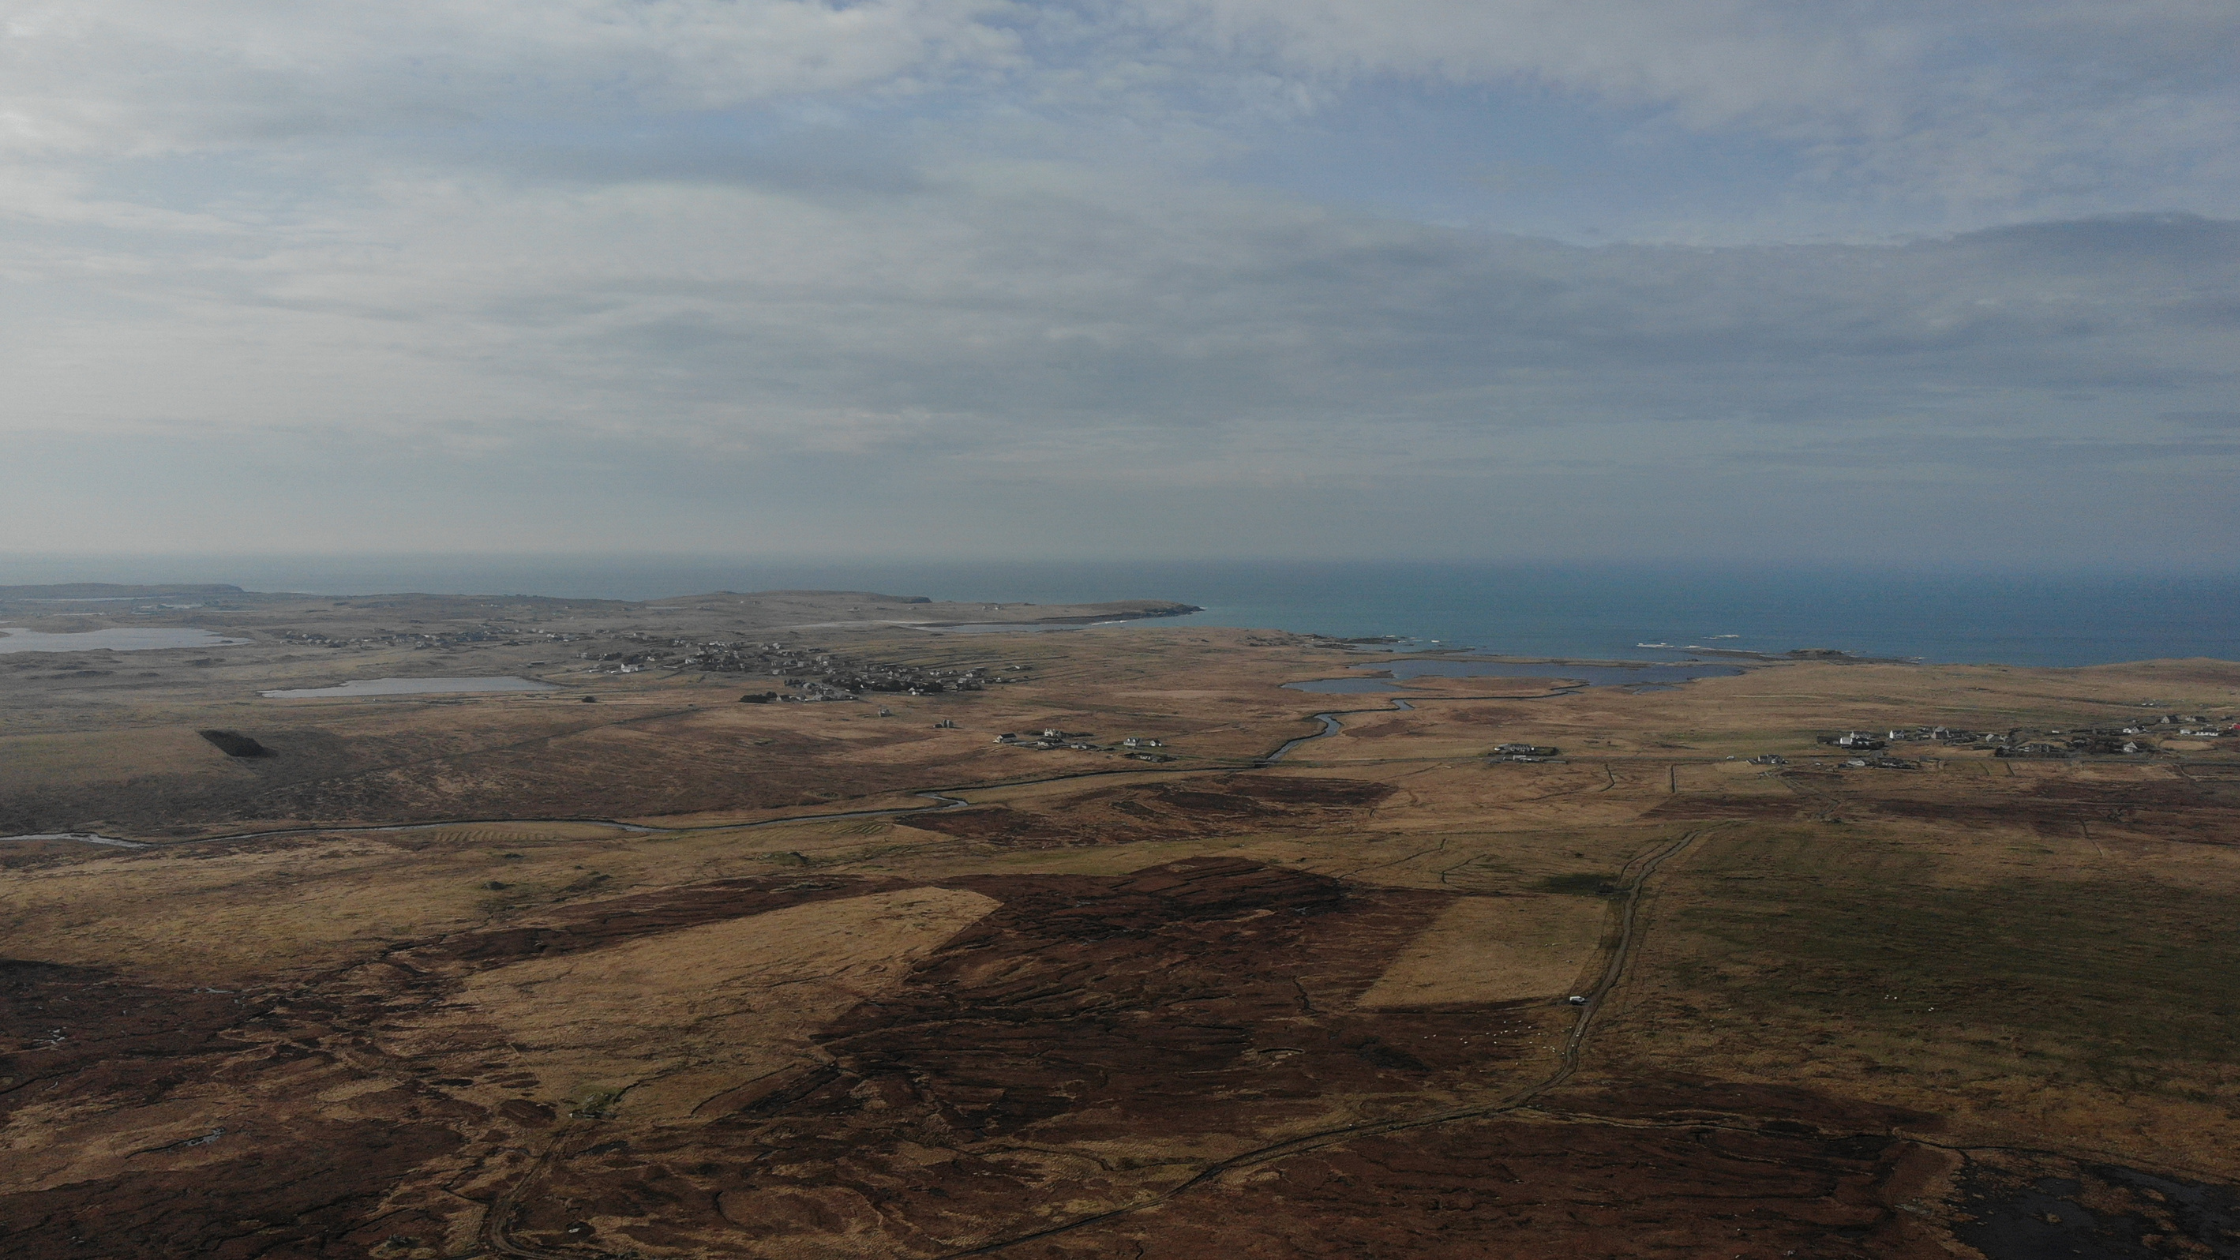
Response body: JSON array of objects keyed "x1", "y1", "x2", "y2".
[
  {"x1": 578, "y1": 634, "x2": 1033, "y2": 699},
  {"x1": 989, "y1": 729, "x2": 1172, "y2": 760},
  {"x1": 1796, "y1": 709, "x2": 2238, "y2": 768}
]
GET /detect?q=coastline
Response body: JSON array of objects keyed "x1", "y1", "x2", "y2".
[{"x1": 6, "y1": 559, "x2": 2239, "y2": 666}]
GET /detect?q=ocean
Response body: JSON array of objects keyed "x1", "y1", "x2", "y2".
[{"x1": 3, "y1": 556, "x2": 2236, "y2": 668}]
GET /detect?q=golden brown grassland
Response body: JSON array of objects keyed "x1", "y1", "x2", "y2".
[{"x1": 2, "y1": 587, "x2": 2236, "y2": 1258}]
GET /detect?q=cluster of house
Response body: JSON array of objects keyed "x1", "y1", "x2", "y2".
[
  {"x1": 1805, "y1": 713, "x2": 2238, "y2": 762},
  {"x1": 2150, "y1": 712, "x2": 2240, "y2": 739},
  {"x1": 578, "y1": 635, "x2": 1035, "y2": 697},
  {"x1": 280, "y1": 623, "x2": 586, "y2": 652},
  {"x1": 991, "y1": 729, "x2": 1169, "y2": 757},
  {"x1": 1773, "y1": 739, "x2": 1916, "y2": 769},
  {"x1": 994, "y1": 728, "x2": 1096, "y2": 750},
  {"x1": 1490, "y1": 742, "x2": 1560, "y2": 762}
]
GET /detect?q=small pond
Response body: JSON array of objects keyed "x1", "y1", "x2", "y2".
[
  {"x1": 263, "y1": 676, "x2": 561, "y2": 698},
  {"x1": 0, "y1": 627, "x2": 249, "y2": 654},
  {"x1": 0, "y1": 832, "x2": 150, "y2": 848}
]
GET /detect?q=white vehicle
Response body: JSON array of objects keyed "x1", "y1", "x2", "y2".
[{"x1": 1567, "y1": 995, "x2": 1589, "y2": 1006}]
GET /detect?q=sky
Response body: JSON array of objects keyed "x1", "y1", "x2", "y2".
[{"x1": 3, "y1": 1, "x2": 2236, "y2": 568}]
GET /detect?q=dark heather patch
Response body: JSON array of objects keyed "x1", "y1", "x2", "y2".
[{"x1": 1955, "y1": 1159, "x2": 2240, "y2": 1260}]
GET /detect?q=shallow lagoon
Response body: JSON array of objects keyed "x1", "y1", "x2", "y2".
[
  {"x1": 263, "y1": 676, "x2": 561, "y2": 698},
  {"x1": 0, "y1": 627, "x2": 248, "y2": 654}
]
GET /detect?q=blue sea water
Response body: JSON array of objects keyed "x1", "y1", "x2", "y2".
[{"x1": 3, "y1": 556, "x2": 2236, "y2": 667}]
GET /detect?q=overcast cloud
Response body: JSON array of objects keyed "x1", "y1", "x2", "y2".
[{"x1": 3, "y1": 1, "x2": 2235, "y2": 565}]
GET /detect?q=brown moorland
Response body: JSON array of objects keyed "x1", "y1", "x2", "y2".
[{"x1": 2, "y1": 586, "x2": 2236, "y2": 1258}]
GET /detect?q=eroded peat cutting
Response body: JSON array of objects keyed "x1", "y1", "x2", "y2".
[{"x1": 3, "y1": 594, "x2": 2238, "y2": 1258}]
